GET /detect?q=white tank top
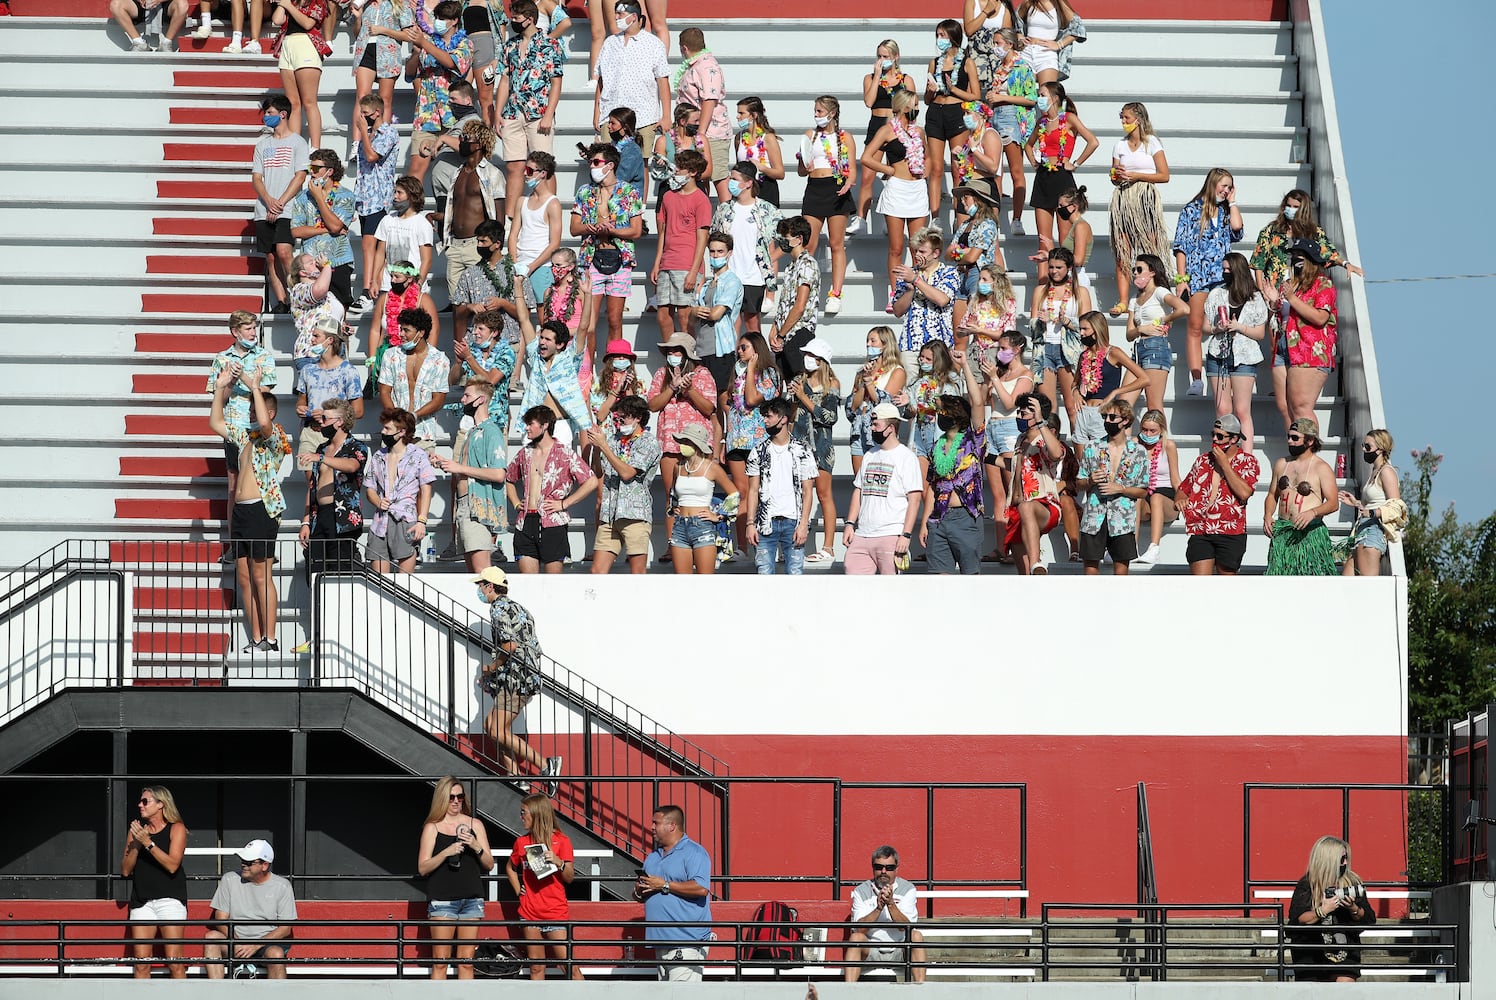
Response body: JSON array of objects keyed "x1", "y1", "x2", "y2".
[
  {"x1": 991, "y1": 374, "x2": 1029, "y2": 419},
  {"x1": 1025, "y1": 4, "x2": 1060, "y2": 42},
  {"x1": 675, "y1": 473, "x2": 714, "y2": 508},
  {"x1": 1039, "y1": 286, "x2": 1079, "y2": 345},
  {"x1": 801, "y1": 134, "x2": 833, "y2": 171},
  {"x1": 514, "y1": 195, "x2": 557, "y2": 270},
  {"x1": 1130, "y1": 287, "x2": 1168, "y2": 331}
]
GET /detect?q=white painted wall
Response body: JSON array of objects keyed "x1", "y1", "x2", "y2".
[{"x1": 0, "y1": 572, "x2": 127, "y2": 729}]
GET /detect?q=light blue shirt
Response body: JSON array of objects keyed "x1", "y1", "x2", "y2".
[
  {"x1": 643, "y1": 834, "x2": 712, "y2": 942},
  {"x1": 694, "y1": 269, "x2": 743, "y2": 359}
]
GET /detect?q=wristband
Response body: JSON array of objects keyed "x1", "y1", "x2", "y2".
[{"x1": 417, "y1": 518, "x2": 428, "y2": 524}]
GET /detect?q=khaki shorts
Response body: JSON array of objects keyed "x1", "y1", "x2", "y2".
[
  {"x1": 296, "y1": 424, "x2": 326, "y2": 458},
  {"x1": 593, "y1": 518, "x2": 650, "y2": 556},
  {"x1": 500, "y1": 116, "x2": 554, "y2": 162},
  {"x1": 453, "y1": 493, "x2": 496, "y2": 554},
  {"x1": 278, "y1": 32, "x2": 324, "y2": 72},
  {"x1": 412, "y1": 130, "x2": 447, "y2": 159},
  {"x1": 495, "y1": 689, "x2": 533, "y2": 714},
  {"x1": 706, "y1": 136, "x2": 731, "y2": 182}
]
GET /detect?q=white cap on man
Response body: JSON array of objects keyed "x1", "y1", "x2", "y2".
[{"x1": 237, "y1": 838, "x2": 274, "y2": 863}]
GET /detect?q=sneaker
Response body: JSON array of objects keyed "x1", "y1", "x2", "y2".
[
  {"x1": 437, "y1": 541, "x2": 463, "y2": 562},
  {"x1": 824, "y1": 292, "x2": 842, "y2": 316},
  {"x1": 847, "y1": 215, "x2": 864, "y2": 236},
  {"x1": 219, "y1": 549, "x2": 236, "y2": 565},
  {"x1": 243, "y1": 39, "x2": 261, "y2": 54},
  {"x1": 512, "y1": 779, "x2": 531, "y2": 793},
  {"x1": 129, "y1": 36, "x2": 150, "y2": 52},
  {"x1": 224, "y1": 39, "x2": 242, "y2": 53},
  {"x1": 351, "y1": 293, "x2": 373, "y2": 312},
  {"x1": 242, "y1": 640, "x2": 263, "y2": 653},
  {"x1": 258, "y1": 638, "x2": 280, "y2": 653},
  {"x1": 541, "y1": 756, "x2": 563, "y2": 796},
  {"x1": 1186, "y1": 376, "x2": 1206, "y2": 397},
  {"x1": 192, "y1": 21, "x2": 211, "y2": 39},
  {"x1": 157, "y1": 38, "x2": 178, "y2": 52},
  {"x1": 1133, "y1": 544, "x2": 1159, "y2": 566},
  {"x1": 292, "y1": 641, "x2": 312, "y2": 654},
  {"x1": 1011, "y1": 217, "x2": 1026, "y2": 237},
  {"x1": 491, "y1": 545, "x2": 508, "y2": 564},
  {"x1": 645, "y1": 292, "x2": 658, "y2": 312}
]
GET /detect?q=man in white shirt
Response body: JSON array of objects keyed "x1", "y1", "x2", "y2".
[
  {"x1": 592, "y1": 0, "x2": 670, "y2": 150},
  {"x1": 745, "y1": 398, "x2": 817, "y2": 575},
  {"x1": 845, "y1": 845, "x2": 925, "y2": 983},
  {"x1": 842, "y1": 403, "x2": 922, "y2": 575}
]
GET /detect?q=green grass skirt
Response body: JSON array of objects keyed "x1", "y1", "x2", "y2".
[{"x1": 1265, "y1": 518, "x2": 1336, "y2": 576}]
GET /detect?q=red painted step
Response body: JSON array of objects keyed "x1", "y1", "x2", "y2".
[
  {"x1": 174, "y1": 71, "x2": 280, "y2": 90},
  {"x1": 177, "y1": 36, "x2": 235, "y2": 54},
  {"x1": 158, "y1": 180, "x2": 254, "y2": 201},
  {"x1": 170, "y1": 107, "x2": 262, "y2": 126},
  {"x1": 130, "y1": 579, "x2": 228, "y2": 610},
  {"x1": 125, "y1": 413, "x2": 213, "y2": 437},
  {"x1": 148, "y1": 254, "x2": 263, "y2": 275},
  {"x1": 154, "y1": 218, "x2": 254, "y2": 237},
  {"x1": 112, "y1": 540, "x2": 224, "y2": 563},
  {"x1": 137, "y1": 333, "x2": 233, "y2": 354},
  {"x1": 163, "y1": 143, "x2": 254, "y2": 163},
  {"x1": 141, "y1": 293, "x2": 260, "y2": 314},
  {"x1": 132, "y1": 373, "x2": 213, "y2": 395},
  {"x1": 121, "y1": 455, "x2": 228, "y2": 479},
  {"x1": 117, "y1": 497, "x2": 226, "y2": 520},
  {"x1": 133, "y1": 631, "x2": 230, "y2": 656}
]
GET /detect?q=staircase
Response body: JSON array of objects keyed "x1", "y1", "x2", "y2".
[{"x1": 0, "y1": 12, "x2": 1373, "y2": 572}]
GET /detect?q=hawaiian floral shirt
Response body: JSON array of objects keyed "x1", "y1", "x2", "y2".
[
  {"x1": 1249, "y1": 221, "x2": 1345, "y2": 286},
  {"x1": 724, "y1": 366, "x2": 781, "y2": 453},
  {"x1": 571, "y1": 182, "x2": 644, "y2": 270},
  {"x1": 485, "y1": 596, "x2": 543, "y2": 695},
  {"x1": 499, "y1": 29, "x2": 563, "y2": 123},
  {"x1": 775, "y1": 252, "x2": 821, "y2": 335},
  {"x1": 1283, "y1": 275, "x2": 1338, "y2": 370},
  {"x1": 676, "y1": 51, "x2": 730, "y2": 139},
  {"x1": 289, "y1": 183, "x2": 356, "y2": 266},
  {"x1": 952, "y1": 217, "x2": 998, "y2": 271},
  {"x1": 521, "y1": 340, "x2": 591, "y2": 435},
  {"x1": 893, "y1": 264, "x2": 962, "y2": 351},
  {"x1": 991, "y1": 54, "x2": 1038, "y2": 142},
  {"x1": 1077, "y1": 438, "x2": 1149, "y2": 536},
  {"x1": 505, "y1": 440, "x2": 594, "y2": 528},
  {"x1": 299, "y1": 360, "x2": 363, "y2": 415},
  {"x1": 1173, "y1": 199, "x2": 1243, "y2": 289},
  {"x1": 225, "y1": 421, "x2": 293, "y2": 519},
  {"x1": 379, "y1": 346, "x2": 450, "y2": 441},
  {"x1": 207, "y1": 344, "x2": 278, "y2": 430},
  {"x1": 412, "y1": 29, "x2": 473, "y2": 133},
  {"x1": 307, "y1": 434, "x2": 369, "y2": 536},
  {"x1": 709, "y1": 197, "x2": 781, "y2": 291},
  {"x1": 460, "y1": 336, "x2": 517, "y2": 431},
  {"x1": 647, "y1": 365, "x2": 717, "y2": 452},
  {"x1": 599, "y1": 429, "x2": 662, "y2": 523},
  {"x1": 363, "y1": 444, "x2": 436, "y2": 536},
  {"x1": 289, "y1": 280, "x2": 345, "y2": 362},
  {"x1": 353, "y1": 0, "x2": 416, "y2": 78},
  {"x1": 927, "y1": 427, "x2": 987, "y2": 519},
  {"x1": 464, "y1": 410, "x2": 510, "y2": 533},
  {"x1": 746, "y1": 437, "x2": 817, "y2": 533},
  {"x1": 1178, "y1": 449, "x2": 1260, "y2": 536},
  {"x1": 354, "y1": 123, "x2": 401, "y2": 216}
]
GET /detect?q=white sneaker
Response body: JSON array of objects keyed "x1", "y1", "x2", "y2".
[
  {"x1": 224, "y1": 40, "x2": 243, "y2": 53},
  {"x1": 1133, "y1": 544, "x2": 1159, "y2": 566},
  {"x1": 1186, "y1": 376, "x2": 1206, "y2": 397},
  {"x1": 1010, "y1": 217, "x2": 1026, "y2": 237},
  {"x1": 847, "y1": 215, "x2": 864, "y2": 236},
  {"x1": 192, "y1": 22, "x2": 212, "y2": 39},
  {"x1": 243, "y1": 39, "x2": 262, "y2": 54},
  {"x1": 129, "y1": 36, "x2": 150, "y2": 52},
  {"x1": 351, "y1": 293, "x2": 373, "y2": 311},
  {"x1": 824, "y1": 292, "x2": 842, "y2": 316}
]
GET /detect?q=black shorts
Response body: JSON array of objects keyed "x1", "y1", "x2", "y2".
[
  {"x1": 865, "y1": 115, "x2": 892, "y2": 146},
  {"x1": 1079, "y1": 529, "x2": 1139, "y2": 565},
  {"x1": 223, "y1": 440, "x2": 241, "y2": 469},
  {"x1": 801, "y1": 176, "x2": 853, "y2": 221},
  {"x1": 757, "y1": 176, "x2": 781, "y2": 208},
  {"x1": 1185, "y1": 533, "x2": 1247, "y2": 573},
  {"x1": 1149, "y1": 486, "x2": 1177, "y2": 502},
  {"x1": 514, "y1": 513, "x2": 569, "y2": 565},
  {"x1": 1030, "y1": 166, "x2": 1076, "y2": 212},
  {"x1": 740, "y1": 283, "x2": 766, "y2": 318},
  {"x1": 231, "y1": 500, "x2": 280, "y2": 561},
  {"x1": 724, "y1": 448, "x2": 750, "y2": 464},
  {"x1": 924, "y1": 102, "x2": 968, "y2": 142},
  {"x1": 358, "y1": 210, "x2": 386, "y2": 245},
  {"x1": 329, "y1": 262, "x2": 354, "y2": 308},
  {"x1": 700, "y1": 352, "x2": 736, "y2": 396},
  {"x1": 255, "y1": 218, "x2": 293, "y2": 254},
  {"x1": 359, "y1": 41, "x2": 378, "y2": 71}
]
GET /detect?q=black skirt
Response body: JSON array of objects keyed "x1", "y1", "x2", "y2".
[{"x1": 802, "y1": 175, "x2": 853, "y2": 220}]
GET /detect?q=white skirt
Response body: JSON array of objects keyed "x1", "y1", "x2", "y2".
[{"x1": 877, "y1": 176, "x2": 930, "y2": 220}]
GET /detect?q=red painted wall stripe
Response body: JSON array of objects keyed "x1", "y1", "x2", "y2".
[
  {"x1": 148, "y1": 254, "x2": 263, "y2": 276},
  {"x1": 136, "y1": 333, "x2": 236, "y2": 354},
  {"x1": 116, "y1": 497, "x2": 225, "y2": 520},
  {"x1": 110, "y1": 540, "x2": 224, "y2": 563}
]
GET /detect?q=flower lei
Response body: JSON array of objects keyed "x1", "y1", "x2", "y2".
[
  {"x1": 1078, "y1": 346, "x2": 1103, "y2": 396},
  {"x1": 877, "y1": 64, "x2": 906, "y2": 94},
  {"x1": 817, "y1": 128, "x2": 851, "y2": 187},
  {"x1": 742, "y1": 121, "x2": 770, "y2": 170},
  {"x1": 384, "y1": 281, "x2": 422, "y2": 345},
  {"x1": 543, "y1": 272, "x2": 580, "y2": 328},
  {"x1": 671, "y1": 47, "x2": 711, "y2": 90},
  {"x1": 1033, "y1": 110, "x2": 1071, "y2": 170},
  {"x1": 932, "y1": 433, "x2": 973, "y2": 480},
  {"x1": 889, "y1": 115, "x2": 926, "y2": 178},
  {"x1": 1144, "y1": 437, "x2": 1162, "y2": 495},
  {"x1": 479, "y1": 253, "x2": 516, "y2": 301}
]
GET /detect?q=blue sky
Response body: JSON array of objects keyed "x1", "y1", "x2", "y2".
[{"x1": 1322, "y1": 2, "x2": 1493, "y2": 520}]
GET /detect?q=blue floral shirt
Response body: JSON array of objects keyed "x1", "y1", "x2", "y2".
[
  {"x1": 308, "y1": 434, "x2": 369, "y2": 536},
  {"x1": 1172, "y1": 198, "x2": 1243, "y2": 289},
  {"x1": 893, "y1": 264, "x2": 962, "y2": 351},
  {"x1": 1078, "y1": 438, "x2": 1150, "y2": 536},
  {"x1": 354, "y1": 123, "x2": 400, "y2": 217},
  {"x1": 289, "y1": 183, "x2": 356, "y2": 266}
]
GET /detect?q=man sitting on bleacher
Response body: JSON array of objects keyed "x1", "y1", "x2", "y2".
[
  {"x1": 844, "y1": 845, "x2": 925, "y2": 983},
  {"x1": 203, "y1": 839, "x2": 297, "y2": 980}
]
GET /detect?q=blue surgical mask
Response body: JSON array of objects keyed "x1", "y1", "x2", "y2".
[
  {"x1": 935, "y1": 37, "x2": 951, "y2": 52},
  {"x1": 523, "y1": 176, "x2": 539, "y2": 192},
  {"x1": 475, "y1": 586, "x2": 489, "y2": 603},
  {"x1": 666, "y1": 354, "x2": 683, "y2": 368},
  {"x1": 1283, "y1": 205, "x2": 1299, "y2": 221},
  {"x1": 401, "y1": 340, "x2": 419, "y2": 354},
  {"x1": 977, "y1": 281, "x2": 993, "y2": 296},
  {"x1": 866, "y1": 345, "x2": 881, "y2": 359},
  {"x1": 433, "y1": 17, "x2": 449, "y2": 33},
  {"x1": 237, "y1": 337, "x2": 257, "y2": 351},
  {"x1": 1034, "y1": 96, "x2": 1049, "y2": 114},
  {"x1": 880, "y1": 59, "x2": 893, "y2": 70},
  {"x1": 733, "y1": 118, "x2": 751, "y2": 134},
  {"x1": 1139, "y1": 432, "x2": 1160, "y2": 446},
  {"x1": 727, "y1": 179, "x2": 743, "y2": 198},
  {"x1": 309, "y1": 344, "x2": 326, "y2": 358},
  {"x1": 611, "y1": 357, "x2": 630, "y2": 371},
  {"x1": 735, "y1": 360, "x2": 747, "y2": 374},
  {"x1": 962, "y1": 114, "x2": 978, "y2": 132},
  {"x1": 918, "y1": 361, "x2": 933, "y2": 374},
  {"x1": 262, "y1": 114, "x2": 282, "y2": 128},
  {"x1": 708, "y1": 255, "x2": 728, "y2": 270}
]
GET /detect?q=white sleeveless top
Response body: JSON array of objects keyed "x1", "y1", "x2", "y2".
[
  {"x1": 991, "y1": 374, "x2": 1030, "y2": 419},
  {"x1": 675, "y1": 473, "x2": 714, "y2": 508},
  {"x1": 514, "y1": 194, "x2": 558, "y2": 270},
  {"x1": 1130, "y1": 287, "x2": 1169, "y2": 331}
]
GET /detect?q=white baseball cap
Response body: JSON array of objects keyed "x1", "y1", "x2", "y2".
[{"x1": 236, "y1": 838, "x2": 274, "y2": 863}]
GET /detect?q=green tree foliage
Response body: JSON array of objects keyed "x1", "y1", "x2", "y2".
[{"x1": 1403, "y1": 447, "x2": 1496, "y2": 732}]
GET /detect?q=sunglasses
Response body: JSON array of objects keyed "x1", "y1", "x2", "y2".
[
  {"x1": 309, "y1": 163, "x2": 330, "y2": 172},
  {"x1": 1132, "y1": 266, "x2": 1146, "y2": 274},
  {"x1": 589, "y1": 158, "x2": 611, "y2": 167},
  {"x1": 1286, "y1": 434, "x2": 1304, "y2": 443},
  {"x1": 872, "y1": 863, "x2": 898, "y2": 872},
  {"x1": 1211, "y1": 432, "x2": 1234, "y2": 442},
  {"x1": 449, "y1": 792, "x2": 465, "y2": 800},
  {"x1": 523, "y1": 166, "x2": 544, "y2": 176},
  {"x1": 138, "y1": 798, "x2": 151, "y2": 806}
]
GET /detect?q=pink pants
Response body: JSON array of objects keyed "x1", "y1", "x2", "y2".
[{"x1": 844, "y1": 534, "x2": 901, "y2": 575}]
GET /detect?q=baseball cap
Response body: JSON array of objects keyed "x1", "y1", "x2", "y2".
[
  {"x1": 1214, "y1": 414, "x2": 1243, "y2": 437},
  {"x1": 871, "y1": 402, "x2": 903, "y2": 422},
  {"x1": 471, "y1": 567, "x2": 508, "y2": 587},
  {"x1": 237, "y1": 839, "x2": 274, "y2": 863}
]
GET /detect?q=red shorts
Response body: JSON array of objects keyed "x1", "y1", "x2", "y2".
[{"x1": 1005, "y1": 497, "x2": 1061, "y2": 546}]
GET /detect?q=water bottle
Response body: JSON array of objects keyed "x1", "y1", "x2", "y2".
[{"x1": 425, "y1": 541, "x2": 437, "y2": 564}]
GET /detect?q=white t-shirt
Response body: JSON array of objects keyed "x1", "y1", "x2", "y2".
[
  {"x1": 729, "y1": 202, "x2": 763, "y2": 286},
  {"x1": 762, "y1": 443, "x2": 798, "y2": 519},
  {"x1": 373, "y1": 212, "x2": 435, "y2": 291},
  {"x1": 849, "y1": 877, "x2": 920, "y2": 945},
  {"x1": 1112, "y1": 135, "x2": 1163, "y2": 174},
  {"x1": 852, "y1": 444, "x2": 922, "y2": 537},
  {"x1": 1130, "y1": 287, "x2": 1168, "y2": 329}
]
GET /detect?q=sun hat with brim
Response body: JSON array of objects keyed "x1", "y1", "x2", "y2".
[
  {"x1": 672, "y1": 425, "x2": 713, "y2": 454},
  {"x1": 657, "y1": 332, "x2": 699, "y2": 360},
  {"x1": 604, "y1": 339, "x2": 636, "y2": 358},
  {"x1": 953, "y1": 176, "x2": 1000, "y2": 208},
  {"x1": 388, "y1": 261, "x2": 419, "y2": 277},
  {"x1": 800, "y1": 336, "x2": 834, "y2": 364}
]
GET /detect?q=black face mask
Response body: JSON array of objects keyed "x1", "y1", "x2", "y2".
[
  {"x1": 462, "y1": 400, "x2": 480, "y2": 416},
  {"x1": 1104, "y1": 420, "x2": 1125, "y2": 437},
  {"x1": 1362, "y1": 447, "x2": 1378, "y2": 463},
  {"x1": 871, "y1": 427, "x2": 891, "y2": 445},
  {"x1": 477, "y1": 243, "x2": 497, "y2": 260},
  {"x1": 380, "y1": 433, "x2": 398, "y2": 448},
  {"x1": 458, "y1": 138, "x2": 476, "y2": 158},
  {"x1": 684, "y1": 124, "x2": 700, "y2": 137},
  {"x1": 450, "y1": 103, "x2": 475, "y2": 120},
  {"x1": 1080, "y1": 335, "x2": 1097, "y2": 348},
  {"x1": 1287, "y1": 442, "x2": 1308, "y2": 457},
  {"x1": 774, "y1": 236, "x2": 794, "y2": 252},
  {"x1": 362, "y1": 115, "x2": 379, "y2": 128},
  {"x1": 936, "y1": 415, "x2": 957, "y2": 433},
  {"x1": 1057, "y1": 204, "x2": 1075, "y2": 220},
  {"x1": 319, "y1": 422, "x2": 338, "y2": 439}
]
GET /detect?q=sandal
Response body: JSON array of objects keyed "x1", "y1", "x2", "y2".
[
  {"x1": 805, "y1": 548, "x2": 835, "y2": 564},
  {"x1": 1106, "y1": 302, "x2": 1128, "y2": 316}
]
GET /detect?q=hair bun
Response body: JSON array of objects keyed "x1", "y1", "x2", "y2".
[{"x1": 1077, "y1": 185, "x2": 1087, "y2": 195}]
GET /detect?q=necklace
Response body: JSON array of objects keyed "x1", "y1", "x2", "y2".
[{"x1": 932, "y1": 433, "x2": 965, "y2": 479}]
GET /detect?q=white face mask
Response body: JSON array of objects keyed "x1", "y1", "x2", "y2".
[
  {"x1": 619, "y1": 421, "x2": 638, "y2": 436},
  {"x1": 802, "y1": 357, "x2": 819, "y2": 372},
  {"x1": 813, "y1": 115, "x2": 830, "y2": 129},
  {"x1": 590, "y1": 166, "x2": 609, "y2": 183},
  {"x1": 614, "y1": 14, "x2": 630, "y2": 31}
]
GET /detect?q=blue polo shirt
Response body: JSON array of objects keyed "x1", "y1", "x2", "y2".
[{"x1": 642, "y1": 835, "x2": 712, "y2": 942}]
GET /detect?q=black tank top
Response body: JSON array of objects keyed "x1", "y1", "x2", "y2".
[
  {"x1": 424, "y1": 828, "x2": 485, "y2": 900},
  {"x1": 1080, "y1": 353, "x2": 1125, "y2": 401},
  {"x1": 872, "y1": 82, "x2": 895, "y2": 111},
  {"x1": 885, "y1": 137, "x2": 907, "y2": 165},
  {"x1": 463, "y1": 5, "x2": 491, "y2": 34},
  {"x1": 130, "y1": 821, "x2": 187, "y2": 906},
  {"x1": 935, "y1": 52, "x2": 971, "y2": 97}
]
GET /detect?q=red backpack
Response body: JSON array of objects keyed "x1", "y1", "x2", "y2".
[{"x1": 744, "y1": 901, "x2": 803, "y2": 964}]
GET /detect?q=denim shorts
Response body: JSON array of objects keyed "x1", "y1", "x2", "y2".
[
  {"x1": 1353, "y1": 517, "x2": 1388, "y2": 553},
  {"x1": 954, "y1": 266, "x2": 980, "y2": 302},
  {"x1": 670, "y1": 514, "x2": 717, "y2": 550},
  {"x1": 428, "y1": 897, "x2": 484, "y2": 920},
  {"x1": 1205, "y1": 356, "x2": 1257, "y2": 378},
  {"x1": 1133, "y1": 335, "x2": 1173, "y2": 371},
  {"x1": 1039, "y1": 342, "x2": 1066, "y2": 373},
  {"x1": 984, "y1": 416, "x2": 1019, "y2": 456},
  {"x1": 1275, "y1": 330, "x2": 1332, "y2": 374},
  {"x1": 910, "y1": 419, "x2": 940, "y2": 458}
]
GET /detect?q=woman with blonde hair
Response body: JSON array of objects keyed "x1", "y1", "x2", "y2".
[
  {"x1": 1339, "y1": 428, "x2": 1402, "y2": 578},
  {"x1": 1107, "y1": 102, "x2": 1171, "y2": 314},
  {"x1": 1133, "y1": 407, "x2": 1179, "y2": 565},
  {"x1": 797, "y1": 95, "x2": 857, "y2": 315},
  {"x1": 123, "y1": 785, "x2": 189, "y2": 979},
  {"x1": 857, "y1": 39, "x2": 918, "y2": 229},
  {"x1": 1286, "y1": 835, "x2": 1375, "y2": 982},
  {"x1": 847, "y1": 326, "x2": 908, "y2": 477},
  {"x1": 506, "y1": 793, "x2": 582, "y2": 980},
  {"x1": 860, "y1": 89, "x2": 930, "y2": 315},
  {"x1": 1172, "y1": 167, "x2": 1243, "y2": 396},
  {"x1": 417, "y1": 777, "x2": 494, "y2": 980}
]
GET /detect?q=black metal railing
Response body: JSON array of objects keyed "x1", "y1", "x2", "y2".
[
  {"x1": 1448, "y1": 706, "x2": 1491, "y2": 883},
  {"x1": 0, "y1": 913, "x2": 1457, "y2": 982}
]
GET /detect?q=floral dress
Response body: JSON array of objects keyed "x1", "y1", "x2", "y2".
[{"x1": 353, "y1": 0, "x2": 415, "y2": 78}]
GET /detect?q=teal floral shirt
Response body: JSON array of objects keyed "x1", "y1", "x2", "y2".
[{"x1": 1078, "y1": 438, "x2": 1149, "y2": 537}]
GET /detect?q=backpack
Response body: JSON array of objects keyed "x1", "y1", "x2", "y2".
[{"x1": 744, "y1": 901, "x2": 803, "y2": 964}]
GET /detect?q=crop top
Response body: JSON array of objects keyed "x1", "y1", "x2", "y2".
[
  {"x1": 675, "y1": 472, "x2": 714, "y2": 508},
  {"x1": 885, "y1": 137, "x2": 907, "y2": 165}
]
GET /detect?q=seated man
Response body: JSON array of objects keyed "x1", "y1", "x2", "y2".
[
  {"x1": 844, "y1": 845, "x2": 925, "y2": 983},
  {"x1": 203, "y1": 839, "x2": 297, "y2": 980}
]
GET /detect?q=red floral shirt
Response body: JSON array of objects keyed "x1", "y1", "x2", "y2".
[
  {"x1": 1179, "y1": 450, "x2": 1260, "y2": 536},
  {"x1": 1283, "y1": 275, "x2": 1338, "y2": 370}
]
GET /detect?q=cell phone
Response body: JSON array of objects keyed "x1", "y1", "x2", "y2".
[{"x1": 576, "y1": 142, "x2": 589, "y2": 156}]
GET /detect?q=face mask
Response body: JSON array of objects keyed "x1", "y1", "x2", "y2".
[
  {"x1": 977, "y1": 281, "x2": 993, "y2": 296},
  {"x1": 389, "y1": 279, "x2": 409, "y2": 294},
  {"x1": 380, "y1": 433, "x2": 397, "y2": 447},
  {"x1": 1217, "y1": 195, "x2": 1229, "y2": 206},
  {"x1": 523, "y1": 176, "x2": 540, "y2": 193},
  {"x1": 237, "y1": 337, "x2": 258, "y2": 351},
  {"x1": 678, "y1": 443, "x2": 697, "y2": 458},
  {"x1": 362, "y1": 115, "x2": 378, "y2": 128},
  {"x1": 767, "y1": 419, "x2": 786, "y2": 436},
  {"x1": 962, "y1": 114, "x2": 979, "y2": 132},
  {"x1": 733, "y1": 118, "x2": 751, "y2": 134},
  {"x1": 708, "y1": 255, "x2": 727, "y2": 270},
  {"x1": 774, "y1": 236, "x2": 794, "y2": 252},
  {"x1": 607, "y1": 127, "x2": 624, "y2": 142},
  {"x1": 918, "y1": 361, "x2": 933, "y2": 374},
  {"x1": 452, "y1": 104, "x2": 475, "y2": 121},
  {"x1": 1287, "y1": 441, "x2": 1308, "y2": 457},
  {"x1": 1283, "y1": 205, "x2": 1300, "y2": 221},
  {"x1": 1122, "y1": 121, "x2": 1137, "y2": 134},
  {"x1": 590, "y1": 166, "x2": 608, "y2": 183},
  {"x1": 880, "y1": 59, "x2": 893, "y2": 69},
  {"x1": 1339, "y1": 860, "x2": 1348, "y2": 877},
  {"x1": 477, "y1": 244, "x2": 498, "y2": 261},
  {"x1": 433, "y1": 17, "x2": 449, "y2": 33},
  {"x1": 866, "y1": 345, "x2": 881, "y2": 360},
  {"x1": 1057, "y1": 204, "x2": 1075, "y2": 220},
  {"x1": 803, "y1": 357, "x2": 819, "y2": 372},
  {"x1": 1016, "y1": 416, "x2": 1032, "y2": 434},
  {"x1": 1362, "y1": 447, "x2": 1378, "y2": 463},
  {"x1": 314, "y1": 420, "x2": 337, "y2": 439},
  {"x1": 813, "y1": 115, "x2": 830, "y2": 129},
  {"x1": 1034, "y1": 96, "x2": 1049, "y2": 115},
  {"x1": 735, "y1": 360, "x2": 747, "y2": 374},
  {"x1": 458, "y1": 138, "x2": 475, "y2": 158},
  {"x1": 611, "y1": 357, "x2": 631, "y2": 371},
  {"x1": 727, "y1": 179, "x2": 743, "y2": 198},
  {"x1": 668, "y1": 172, "x2": 688, "y2": 191},
  {"x1": 392, "y1": 198, "x2": 409, "y2": 214},
  {"x1": 614, "y1": 16, "x2": 629, "y2": 32},
  {"x1": 683, "y1": 124, "x2": 700, "y2": 138},
  {"x1": 462, "y1": 400, "x2": 480, "y2": 416},
  {"x1": 475, "y1": 586, "x2": 489, "y2": 604},
  {"x1": 934, "y1": 37, "x2": 951, "y2": 52},
  {"x1": 871, "y1": 427, "x2": 891, "y2": 445},
  {"x1": 309, "y1": 343, "x2": 327, "y2": 358},
  {"x1": 936, "y1": 414, "x2": 956, "y2": 432},
  {"x1": 666, "y1": 354, "x2": 683, "y2": 368},
  {"x1": 263, "y1": 113, "x2": 282, "y2": 128},
  {"x1": 1080, "y1": 335, "x2": 1097, "y2": 348},
  {"x1": 619, "y1": 421, "x2": 638, "y2": 437},
  {"x1": 996, "y1": 348, "x2": 1015, "y2": 365},
  {"x1": 1104, "y1": 420, "x2": 1125, "y2": 437},
  {"x1": 401, "y1": 340, "x2": 419, "y2": 354},
  {"x1": 1139, "y1": 432, "x2": 1160, "y2": 446},
  {"x1": 1133, "y1": 272, "x2": 1151, "y2": 290}
]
